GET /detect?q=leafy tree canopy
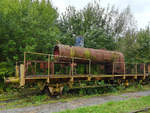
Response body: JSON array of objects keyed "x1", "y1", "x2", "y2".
[
  {"x1": 0, "y1": 0, "x2": 59, "y2": 63},
  {"x1": 57, "y1": 1, "x2": 136, "y2": 50}
]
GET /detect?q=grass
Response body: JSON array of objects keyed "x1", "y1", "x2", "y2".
[
  {"x1": 57, "y1": 95, "x2": 150, "y2": 113},
  {"x1": 0, "y1": 94, "x2": 49, "y2": 109},
  {"x1": 0, "y1": 83, "x2": 150, "y2": 110}
]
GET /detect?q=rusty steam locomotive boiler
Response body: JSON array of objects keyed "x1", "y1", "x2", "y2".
[{"x1": 54, "y1": 44, "x2": 124, "y2": 74}]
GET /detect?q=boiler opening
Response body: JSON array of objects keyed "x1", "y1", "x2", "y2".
[{"x1": 54, "y1": 45, "x2": 59, "y2": 56}]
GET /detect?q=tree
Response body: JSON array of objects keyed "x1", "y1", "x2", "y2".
[
  {"x1": 0, "y1": 0, "x2": 60, "y2": 77},
  {"x1": 117, "y1": 29, "x2": 138, "y2": 62},
  {"x1": 117, "y1": 26, "x2": 150, "y2": 63},
  {"x1": 135, "y1": 27, "x2": 150, "y2": 63},
  {"x1": 57, "y1": 1, "x2": 136, "y2": 50}
]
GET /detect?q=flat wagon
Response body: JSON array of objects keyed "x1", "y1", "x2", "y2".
[{"x1": 5, "y1": 44, "x2": 150, "y2": 95}]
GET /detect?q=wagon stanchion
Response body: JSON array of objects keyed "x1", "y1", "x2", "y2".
[
  {"x1": 144, "y1": 63, "x2": 146, "y2": 79},
  {"x1": 24, "y1": 52, "x2": 26, "y2": 78},
  {"x1": 34, "y1": 62, "x2": 37, "y2": 75},
  {"x1": 89, "y1": 59, "x2": 91, "y2": 75},
  {"x1": 135, "y1": 63, "x2": 137, "y2": 79},
  {"x1": 148, "y1": 64, "x2": 150, "y2": 74},
  {"x1": 112, "y1": 63, "x2": 114, "y2": 75},
  {"x1": 47, "y1": 54, "x2": 50, "y2": 83},
  {"x1": 123, "y1": 63, "x2": 126, "y2": 79},
  {"x1": 16, "y1": 62, "x2": 19, "y2": 78},
  {"x1": 71, "y1": 57, "x2": 74, "y2": 76}
]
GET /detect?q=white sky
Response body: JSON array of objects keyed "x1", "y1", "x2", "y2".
[{"x1": 51, "y1": 0, "x2": 150, "y2": 29}]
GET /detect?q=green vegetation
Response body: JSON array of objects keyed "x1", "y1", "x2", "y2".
[
  {"x1": 63, "y1": 83, "x2": 150, "y2": 97},
  {"x1": 57, "y1": 95, "x2": 150, "y2": 113},
  {"x1": 0, "y1": 0, "x2": 150, "y2": 91},
  {"x1": 0, "y1": 0, "x2": 150, "y2": 112},
  {"x1": 0, "y1": 84, "x2": 150, "y2": 110}
]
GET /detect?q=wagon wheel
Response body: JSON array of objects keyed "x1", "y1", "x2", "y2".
[
  {"x1": 47, "y1": 84, "x2": 64, "y2": 96},
  {"x1": 117, "y1": 79, "x2": 122, "y2": 85},
  {"x1": 123, "y1": 79, "x2": 129, "y2": 87},
  {"x1": 129, "y1": 79, "x2": 135, "y2": 85}
]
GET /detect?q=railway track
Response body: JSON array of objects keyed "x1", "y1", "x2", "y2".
[
  {"x1": 0, "y1": 84, "x2": 120, "y2": 104},
  {"x1": 0, "y1": 88, "x2": 41, "y2": 104},
  {"x1": 129, "y1": 107, "x2": 150, "y2": 113},
  {"x1": 0, "y1": 81, "x2": 147, "y2": 104}
]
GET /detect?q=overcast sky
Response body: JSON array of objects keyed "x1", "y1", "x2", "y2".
[{"x1": 51, "y1": 0, "x2": 150, "y2": 29}]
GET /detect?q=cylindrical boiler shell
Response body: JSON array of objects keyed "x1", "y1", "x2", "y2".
[{"x1": 54, "y1": 44, "x2": 124, "y2": 63}]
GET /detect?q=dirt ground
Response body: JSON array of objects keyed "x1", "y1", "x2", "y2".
[{"x1": 1, "y1": 90, "x2": 150, "y2": 113}]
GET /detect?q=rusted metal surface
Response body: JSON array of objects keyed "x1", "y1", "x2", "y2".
[
  {"x1": 54, "y1": 44, "x2": 124, "y2": 63},
  {"x1": 54, "y1": 44, "x2": 124, "y2": 73},
  {"x1": 4, "y1": 51, "x2": 150, "y2": 97}
]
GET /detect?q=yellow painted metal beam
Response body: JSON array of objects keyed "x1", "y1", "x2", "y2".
[{"x1": 4, "y1": 77, "x2": 19, "y2": 83}]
